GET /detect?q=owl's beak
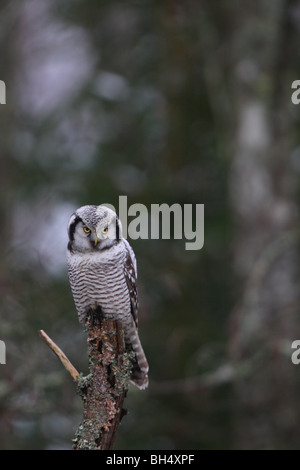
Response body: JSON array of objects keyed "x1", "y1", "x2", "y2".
[{"x1": 94, "y1": 237, "x2": 98, "y2": 247}]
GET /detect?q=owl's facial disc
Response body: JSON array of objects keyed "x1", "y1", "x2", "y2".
[{"x1": 67, "y1": 205, "x2": 122, "y2": 252}]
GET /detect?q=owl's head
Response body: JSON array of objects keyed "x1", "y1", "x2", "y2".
[{"x1": 67, "y1": 205, "x2": 122, "y2": 252}]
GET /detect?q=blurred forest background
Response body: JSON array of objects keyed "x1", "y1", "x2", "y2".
[{"x1": 1, "y1": 0, "x2": 300, "y2": 450}]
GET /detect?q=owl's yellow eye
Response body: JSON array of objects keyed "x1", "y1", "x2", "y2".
[
  {"x1": 83, "y1": 226, "x2": 91, "y2": 234},
  {"x1": 103, "y1": 227, "x2": 108, "y2": 234}
]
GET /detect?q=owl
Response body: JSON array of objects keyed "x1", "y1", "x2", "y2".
[{"x1": 66, "y1": 205, "x2": 149, "y2": 390}]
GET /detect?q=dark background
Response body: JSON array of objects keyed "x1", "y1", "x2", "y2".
[{"x1": 1, "y1": 0, "x2": 300, "y2": 450}]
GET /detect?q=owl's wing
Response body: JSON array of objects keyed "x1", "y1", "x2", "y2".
[{"x1": 123, "y1": 239, "x2": 139, "y2": 328}]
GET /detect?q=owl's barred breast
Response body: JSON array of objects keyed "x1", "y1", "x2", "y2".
[{"x1": 67, "y1": 242, "x2": 131, "y2": 324}]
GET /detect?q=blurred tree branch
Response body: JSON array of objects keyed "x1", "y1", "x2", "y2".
[
  {"x1": 149, "y1": 363, "x2": 235, "y2": 395},
  {"x1": 229, "y1": 0, "x2": 300, "y2": 449},
  {"x1": 39, "y1": 329, "x2": 80, "y2": 381}
]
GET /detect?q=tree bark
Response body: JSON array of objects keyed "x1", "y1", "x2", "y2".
[{"x1": 73, "y1": 314, "x2": 132, "y2": 450}]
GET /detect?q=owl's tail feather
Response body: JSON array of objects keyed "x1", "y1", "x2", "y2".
[
  {"x1": 126, "y1": 330, "x2": 149, "y2": 390},
  {"x1": 130, "y1": 352, "x2": 149, "y2": 389},
  {"x1": 131, "y1": 371, "x2": 149, "y2": 390}
]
